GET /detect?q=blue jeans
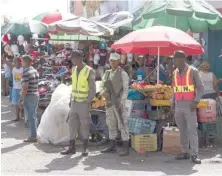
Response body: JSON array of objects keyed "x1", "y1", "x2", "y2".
[{"x1": 23, "y1": 95, "x2": 39, "y2": 138}]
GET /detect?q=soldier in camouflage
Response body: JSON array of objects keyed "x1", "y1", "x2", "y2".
[{"x1": 100, "y1": 52, "x2": 130, "y2": 156}]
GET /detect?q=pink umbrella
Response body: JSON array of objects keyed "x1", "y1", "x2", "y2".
[{"x1": 112, "y1": 26, "x2": 204, "y2": 83}]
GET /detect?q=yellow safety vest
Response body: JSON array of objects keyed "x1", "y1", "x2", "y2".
[{"x1": 71, "y1": 65, "x2": 91, "y2": 102}]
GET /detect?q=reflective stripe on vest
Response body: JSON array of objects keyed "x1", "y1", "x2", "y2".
[
  {"x1": 71, "y1": 65, "x2": 91, "y2": 102},
  {"x1": 173, "y1": 66, "x2": 195, "y2": 101}
]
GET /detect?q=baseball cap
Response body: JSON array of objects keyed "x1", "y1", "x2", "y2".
[
  {"x1": 69, "y1": 50, "x2": 84, "y2": 59},
  {"x1": 109, "y1": 53, "x2": 120, "y2": 61},
  {"x1": 21, "y1": 55, "x2": 33, "y2": 61}
]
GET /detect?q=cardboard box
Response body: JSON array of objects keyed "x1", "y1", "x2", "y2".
[{"x1": 162, "y1": 127, "x2": 181, "y2": 154}]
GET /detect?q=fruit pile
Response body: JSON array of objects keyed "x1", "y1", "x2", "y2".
[
  {"x1": 131, "y1": 81, "x2": 163, "y2": 90},
  {"x1": 151, "y1": 85, "x2": 173, "y2": 100}
]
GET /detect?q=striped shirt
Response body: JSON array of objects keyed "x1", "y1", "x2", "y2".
[{"x1": 22, "y1": 66, "x2": 39, "y2": 95}]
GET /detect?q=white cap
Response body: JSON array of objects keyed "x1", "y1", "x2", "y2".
[{"x1": 109, "y1": 53, "x2": 120, "y2": 61}]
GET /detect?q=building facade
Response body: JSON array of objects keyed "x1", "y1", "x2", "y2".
[{"x1": 69, "y1": 0, "x2": 222, "y2": 17}]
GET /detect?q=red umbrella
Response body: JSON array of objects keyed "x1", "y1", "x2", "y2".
[
  {"x1": 33, "y1": 11, "x2": 74, "y2": 24},
  {"x1": 112, "y1": 26, "x2": 204, "y2": 55},
  {"x1": 112, "y1": 26, "x2": 204, "y2": 83}
]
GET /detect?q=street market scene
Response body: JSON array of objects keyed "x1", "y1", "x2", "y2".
[{"x1": 1, "y1": 0, "x2": 222, "y2": 175}]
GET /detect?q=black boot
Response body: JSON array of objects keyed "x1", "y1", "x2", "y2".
[
  {"x1": 60, "y1": 140, "x2": 76, "y2": 155},
  {"x1": 175, "y1": 153, "x2": 190, "y2": 160},
  {"x1": 191, "y1": 155, "x2": 201, "y2": 164},
  {"x1": 82, "y1": 139, "x2": 89, "y2": 157},
  {"x1": 101, "y1": 140, "x2": 116, "y2": 153},
  {"x1": 118, "y1": 141, "x2": 129, "y2": 157}
]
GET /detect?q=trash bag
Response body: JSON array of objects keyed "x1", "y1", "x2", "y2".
[
  {"x1": 216, "y1": 96, "x2": 222, "y2": 117},
  {"x1": 37, "y1": 84, "x2": 71, "y2": 145}
]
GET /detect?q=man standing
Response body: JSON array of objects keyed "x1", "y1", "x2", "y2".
[
  {"x1": 101, "y1": 53, "x2": 130, "y2": 156},
  {"x1": 172, "y1": 50, "x2": 204, "y2": 164},
  {"x1": 19, "y1": 55, "x2": 39, "y2": 142},
  {"x1": 61, "y1": 50, "x2": 96, "y2": 156}
]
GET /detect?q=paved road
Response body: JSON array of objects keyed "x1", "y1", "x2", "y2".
[{"x1": 1, "y1": 96, "x2": 222, "y2": 176}]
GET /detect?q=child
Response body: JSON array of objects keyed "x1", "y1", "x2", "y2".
[{"x1": 11, "y1": 58, "x2": 23, "y2": 121}]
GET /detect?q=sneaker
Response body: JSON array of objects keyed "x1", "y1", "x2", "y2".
[
  {"x1": 23, "y1": 137, "x2": 37, "y2": 143},
  {"x1": 191, "y1": 155, "x2": 201, "y2": 164}
]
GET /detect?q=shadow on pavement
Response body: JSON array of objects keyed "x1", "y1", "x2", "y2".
[
  {"x1": 34, "y1": 145, "x2": 222, "y2": 175},
  {"x1": 82, "y1": 151, "x2": 196, "y2": 175},
  {"x1": 1, "y1": 97, "x2": 29, "y2": 153},
  {"x1": 34, "y1": 143, "x2": 64, "y2": 154},
  {"x1": 34, "y1": 148, "x2": 197, "y2": 175},
  {"x1": 35, "y1": 155, "x2": 83, "y2": 173},
  {"x1": 1, "y1": 142, "x2": 31, "y2": 154}
]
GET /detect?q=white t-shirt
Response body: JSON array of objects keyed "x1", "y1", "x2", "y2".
[
  {"x1": 10, "y1": 44, "x2": 19, "y2": 55},
  {"x1": 12, "y1": 67, "x2": 23, "y2": 89},
  {"x1": 199, "y1": 71, "x2": 216, "y2": 94},
  {"x1": 93, "y1": 49, "x2": 100, "y2": 65},
  {"x1": 127, "y1": 53, "x2": 133, "y2": 62}
]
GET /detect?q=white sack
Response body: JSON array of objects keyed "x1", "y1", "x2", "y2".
[{"x1": 37, "y1": 84, "x2": 71, "y2": 145}]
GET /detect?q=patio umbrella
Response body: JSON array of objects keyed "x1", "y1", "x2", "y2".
[
  {"x1": 133, "y1": 0, "x2": 222, "y2": 32},
  {"x1": 1, "y1": 20, "x2": 48, "y2": 35},
  {"x1": 48, "y1": 16, "x2": 114, "y2": 37},
  {"x1": 90, "y1": 11, "x2": 133, "y2": 31},
  {"x1": 112, "y1": 26, "x2": 204, "y2": 83},
  {"x1": 33, "y1": 11, "x2": 74, "y2": 24}
]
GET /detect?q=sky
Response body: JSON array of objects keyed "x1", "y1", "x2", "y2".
[{"x1": 1, "y1": 0, "x2": 68, "y2": 20}]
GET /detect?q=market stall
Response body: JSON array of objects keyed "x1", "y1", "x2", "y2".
[{"x1": 112, "y1": 25, "x2": 215, "y2": 154}]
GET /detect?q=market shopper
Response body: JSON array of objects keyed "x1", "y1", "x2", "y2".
[
  {"x1": 199, "y1": 61, "x2": 220, "y2": 100},
  {"x1": 11, "y1": 58, "x2": 23, "y2": 121},
  {"x1": 61, "y1": 50, "x2": 96, "y2": 156},
  {"x1": 19, "y1": 55, "x2": 39, "y2": 142},
  {"x1": 172, "y1": 50, "x2": 204, "y2": 164},
  {"x1": 101, "y1": 52, "x2": 130, "y2": 156}
]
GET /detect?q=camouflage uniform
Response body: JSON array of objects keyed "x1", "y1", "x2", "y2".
[{"x1": 101, "y1": 67, "x2": 129, "y2": 141}]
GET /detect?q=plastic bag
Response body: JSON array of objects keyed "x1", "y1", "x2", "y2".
[
  {"x1": 37, "y1": 84, "x2": 72, "y2": 145},
  {"x1": 216, "y1": 96, "x2": 222, "y2": 117}
]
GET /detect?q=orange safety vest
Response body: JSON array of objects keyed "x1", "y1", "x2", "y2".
[{"x1": 172, "y1": 66, "x2": 195, "y2": 101}]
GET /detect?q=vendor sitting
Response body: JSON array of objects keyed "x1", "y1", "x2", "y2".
[{"x1": 136, "y1": 55, "x2": 151, "y2": 82}]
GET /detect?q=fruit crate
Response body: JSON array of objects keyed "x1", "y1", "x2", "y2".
[
  {"x1": 198, "y1": 130, "x2": 209, "y2": 148},
  {"x1": 128, "y1": 117, "x2": 156, "y2": 134},
  {"x1": 150, "y1": 99, "x2": 171, "y2": 106},
  {"x1": 131, "y1": 133, "x2": 157, "y2": 153},
  {"x1": 198, "y1": 122, "x2": 220, "y2": 138}
]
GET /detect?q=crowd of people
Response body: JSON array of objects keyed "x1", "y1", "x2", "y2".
[{"x1": 1, "y1": 34, "x2": 222, "y2": 164}]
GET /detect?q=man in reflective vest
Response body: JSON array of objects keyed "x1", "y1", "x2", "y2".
[
  {"x1": 61, "y1": 50, "x2": 96, "y2": 156},
  {"x1": 172, "y1": 50, "x2": 204, "y2": 164}
]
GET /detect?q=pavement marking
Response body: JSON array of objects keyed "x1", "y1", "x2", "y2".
[{"x1": 1, "y1": 111, "x2": 11, "y2": 114}]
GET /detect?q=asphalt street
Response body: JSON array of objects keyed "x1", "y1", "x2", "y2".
[{"x1": 1, "y1": 96, "x2": 222, "y2": 176}]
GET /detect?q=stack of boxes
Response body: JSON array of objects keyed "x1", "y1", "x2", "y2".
[{"x1": 127, "y1": 99, "x2": 157, "y2": 153}]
